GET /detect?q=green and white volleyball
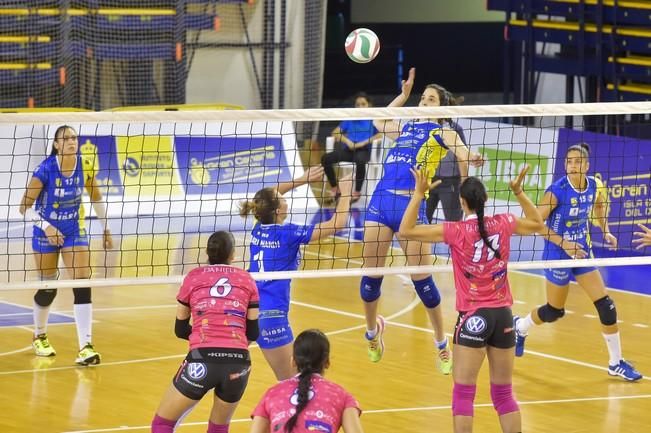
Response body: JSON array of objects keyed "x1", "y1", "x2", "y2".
[{"x1": 345, "y1": 28, "x2": 380, "y2": 63}]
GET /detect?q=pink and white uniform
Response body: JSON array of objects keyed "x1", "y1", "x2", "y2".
[
  {"x1": 252, "y1": 374, "x2": 361, "y2": 433},
  {"x1": 443, "y1": 213, "x2": 517, "y2": 312},
  {"x1": 176, "y1": 265, "x2": 259, "y2": 351}
]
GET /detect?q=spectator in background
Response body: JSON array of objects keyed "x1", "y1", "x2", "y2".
[{"x1": 321, "y1": 92, "x2": 381, "y2": 203}]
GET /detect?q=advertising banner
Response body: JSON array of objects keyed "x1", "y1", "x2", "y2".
[
  {"x1": 175, "y1": 136, "x2": 292, "y2": 196},
  {"x1": 78, "y1": 136, "x2": 123, "y2": 196}
]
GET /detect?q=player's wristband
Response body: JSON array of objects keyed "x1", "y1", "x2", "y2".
[
  {"x1": 513, "y1": 189, "x2": 523, "y2": 196},
  {"x1": 24, "y1": 208, "x2": 52, "y2": 231}
]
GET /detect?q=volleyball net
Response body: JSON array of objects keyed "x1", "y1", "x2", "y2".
[{"x1": 1, "y1": 102, "x2": 650, "y2": 290}]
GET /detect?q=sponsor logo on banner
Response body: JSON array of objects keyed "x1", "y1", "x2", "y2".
[
  {"x1": 475, "y1": 147, "x2": 550, "y2": 203},
  {"x1": 116, "y1": 136, "x2": 182, "y2": 198},
  {"x1": 557, "y1": 129, "x2": 651, "y2": 252},
  {"x1": 174, "y1": 136, "x2": 292, "y2": 195},
  {"x1": 78, "y1": 136, "x2": 123, "y2": 195}
]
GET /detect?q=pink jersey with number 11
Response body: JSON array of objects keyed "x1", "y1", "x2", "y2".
[{"x1": 443, "y1": 213, "x2": 517, "y2": 312}]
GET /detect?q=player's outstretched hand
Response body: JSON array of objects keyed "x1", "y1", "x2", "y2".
[
  {"x1": 509, "y1": 164, "x2": 530, "y2": 195},
  {"x1": 632, "y1": 224, "x2": 651, "y2": 249},
  {"x1": 603, "y1": 232, "x2": 618, "y2": 250},
  {"x1": 410, "y1": 167, "x2": 441, "y2": 196},
  {"x1": 301, "y1": 166, "x2": 325, "y2": 183},
  {"x1": 469, "y1": 152, "x2": 485, "y2": 168},
  {"x1": 402, "y1": 67, "x2": 415, "y2": 97}
]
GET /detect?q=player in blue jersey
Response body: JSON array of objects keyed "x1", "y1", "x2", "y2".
[
  {"x1": 19, "y1": 125, "x2": 113, "y2": 365},
  {"x1": 514, "y1": 143, "x2": 642, "y2": 381},
  {"x1": 360, "y1": 67, "x2": 483, "y2": 372},
  {"x1": 240, "y1": 167, "x2": 353, "y2": 380},
  {"x1": 321, "y1": 92, "x2": 381, "y2": 202}
]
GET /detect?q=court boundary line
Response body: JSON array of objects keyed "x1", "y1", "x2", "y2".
[
  {"x1": 59, "y1": 393, "x2": 651, "y2": 433},
  {"x1": 2, "y1": 297, "x2": 648, "y2": 381}
]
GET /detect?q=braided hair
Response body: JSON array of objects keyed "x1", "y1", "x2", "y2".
[
  {"x1": 460, "y1": 177, "x2": 501, "y2": 260},
  {"x1": 284, "y1": 329, "x2": 330, "y2": 433}
]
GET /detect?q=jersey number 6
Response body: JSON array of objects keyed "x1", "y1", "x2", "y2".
[{"x1": 209, "y1": 277, "x2": 232, "y2": 298}]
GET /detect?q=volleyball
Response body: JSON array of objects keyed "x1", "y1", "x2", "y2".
[{"x1": 345, "y1": 28, "x2": 380, "y2": 63}]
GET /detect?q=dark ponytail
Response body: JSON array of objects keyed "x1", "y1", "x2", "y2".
[
  {"x1": 284, "y1": 329, "x2": 330, "y2": 433},
  {"x1": 460, "y1": 177, "x2": 501, "y2": 260},
  {"x1": 206, "y1": 231, "x2": 235, "y2": 265},
  {"x1": 50, "y1": 125, "x2": 75, "y2": 156}
]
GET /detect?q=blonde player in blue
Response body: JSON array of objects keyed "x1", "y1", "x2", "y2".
[
  {"x1": 361, "y1": 67, "x2": 482, "y2": 372},
  {"x1": 19, "y1": 125, "x2": 112, "y2": 365},
  {"x1": 240, "y1": 167, "x2": 353, "y2": 380},
  {"x1": 514, "y1": 143, "x2": 642, "y2": 381}
]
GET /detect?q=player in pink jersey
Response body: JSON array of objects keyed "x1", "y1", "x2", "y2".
[
  {"x1": 399, "y1": 166, "x2": 543, "y2": 433},
  {"x1": 250, "y1": 329, "x2": 364, "y2": 433},
  {"x1": 151, "y1": 231, "x2": 260, "y2": 433}
]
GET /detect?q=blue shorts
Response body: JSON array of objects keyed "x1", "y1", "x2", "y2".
[
  {"x1": 32, "y1": 226, "x2": 89, "y2": 254},
  {"x1": 366, "y1": 190, "x2": 427, "y2": 233},
  {"x1": 257, "y1": 310, "x2": 293, "y2": 349},
  {"x1": 543, "y1": 246, "x2": 596, "y2": 286}
]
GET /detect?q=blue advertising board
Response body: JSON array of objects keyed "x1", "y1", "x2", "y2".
[
  {"x1": 78, "y1": 135, "x2": 123, "y2": 195},
  {"x1": 175, "y1": 136, "x2": 293, "y2": 195}
]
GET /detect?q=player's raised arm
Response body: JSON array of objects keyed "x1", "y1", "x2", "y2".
[
  {"x1": 510, "y1": 165, "x2": 544, "y2": 235},
  {"x1": 276, "y1": 166, "x2": 325, "y2": 195},
  {"x1": 398, "y1": 168, "x2": 444, "y2": 243},
  {"x1": 374, "y1": 67, "x2": 415, "y2": 139}
]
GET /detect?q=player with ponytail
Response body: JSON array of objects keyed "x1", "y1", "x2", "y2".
[
  {"x1": 250, "y1": 329, "x2": 363, "y2": 433},
  {"x1": 400, "y1": 165, "x2": 543, "y2": 433}
]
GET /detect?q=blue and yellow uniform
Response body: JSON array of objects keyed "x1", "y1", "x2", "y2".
[
  {"x1": 543, "y1": 175, "x2": 598, "y2": 285},
  {"x1": 248, "y1": 222, "x2": 315, "y2": 349},
  {"x1": 366, "y1": 121, "x2": 448, "y2": 232},
  {"x1": 32, "y1": 155, "x2": 95, "y2": 253}
]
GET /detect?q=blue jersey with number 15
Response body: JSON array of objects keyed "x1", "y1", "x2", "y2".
[{"x1": 543, "y1": 175, "x2": 598, "y2": 259}]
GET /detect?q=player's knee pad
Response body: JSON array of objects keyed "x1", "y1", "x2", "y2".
[
  {"x1": 490, "y1": 383, "x2": 519, "y2": 416},
  {"x1": 413, "y1": 276, "x2": 441, "y2": 308},
  {"x1": 73, "y1": 287, "x2": 92, "y2": 304},
  {"x1": 151, "y1": 414, "x2": 176, "y2": 432},
  {"x1": 537, "y1": 303, "x2": 565, "y2": 323},
  {"x1": 360, "y1": 276, "x2": 383, "y2": 302},
  {"x1": 452, "y1": 382, "x2": 476, "y2": 417},
  {"x1": 34, "y1": 289, "x2": 57, "y2": 307},
  {"x1": 594, "y1": 296, "x2": 617, "y2": 326}
]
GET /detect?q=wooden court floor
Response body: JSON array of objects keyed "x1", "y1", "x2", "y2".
[{"x1": 0, "y1": 236, "x2": 650, "y2": 433}]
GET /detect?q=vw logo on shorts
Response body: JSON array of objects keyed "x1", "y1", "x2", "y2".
[
  {"x1": 465, "y1": 316, "x2": 487, "y2": 335},
  {"x1": 186, "y1": 362, "x2": 207, "y2": 380}
]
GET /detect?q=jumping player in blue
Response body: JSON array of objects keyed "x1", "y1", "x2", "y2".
[
  {"x1": 19, "y1": 125, "x2": 113, "y2": 365},
  {"x1": 360, "y1": 67, "x2": 483, "y2": 372},
  {"x1": 514, "y1": 143, "x2": 642, "y2": 381},
  {"x1": 240, "y1": 167, "x2": 353, "y2": 380}
]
